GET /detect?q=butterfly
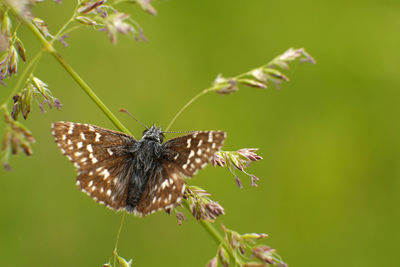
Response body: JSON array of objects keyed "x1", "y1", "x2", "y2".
[{"x1": 51, "y1": 122, "x2": 226, "y2": 216}]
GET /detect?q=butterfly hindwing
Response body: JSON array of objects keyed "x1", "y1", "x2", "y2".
[
  {"x1": 52, "y1": 121, "x2": 135, "y2": 210},
  {"x1": 135, "y1": 162, "x2": 186, "y2": 216}
]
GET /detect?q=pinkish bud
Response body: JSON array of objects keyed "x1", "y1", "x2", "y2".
[
  {"x1": 78, "y1": 1, "x2": 105, "y2": 14},
  {"x1": 206, "y1": 257, "x2": 217, "y2": 267},
  {"x1": 205, "y1": 202, "x2": 225, "y2": 219},
  {"x1": 176, "y1": 212, "x2": 186, "y2": 226},
  {"x1": 235, "y1": 176, "x2": 243, "y2": 189},
  {"x1": 212, "y1": 153, "x2": 226, "y2": 167},
  {"x1": 252, "y1": 246, "x2": 275, "y2": 264},
  {"x1": 2, "y1": 162, "x2": 12, "y2": 171},
  {"x1": 54, "y1": 98, "x2": 62, "y2": 110},
  {"x1": 251, "y1": 175, "x2": 259, "y2": 187}
]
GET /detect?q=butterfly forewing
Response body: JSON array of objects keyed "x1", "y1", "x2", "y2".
[
  {"x1": 52, "y1": 121, "x2": 135, "y2": 210},
  {"x1": 164, "y1": 131, "x2": 226, "y2": 177}
]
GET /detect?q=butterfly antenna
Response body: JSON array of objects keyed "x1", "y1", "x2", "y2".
[
  {"x1": 162, "y1": 130, "x2": 198, "y2": 134},
  {"x1": 119, "y1": 108, "x2": 149, "y2": 130}
]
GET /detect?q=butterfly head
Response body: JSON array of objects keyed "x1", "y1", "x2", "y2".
[{"x1": 142, "y1": 125, "x2": 164, "y2": 143}]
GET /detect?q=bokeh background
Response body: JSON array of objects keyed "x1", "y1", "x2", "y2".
[{"x1": 1, "y1": 0, "x2": 399, "y2": 266}]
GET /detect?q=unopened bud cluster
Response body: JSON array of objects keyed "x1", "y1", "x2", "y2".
[
  {"x1": 0, "y1": 7, "x2": 28, "y2": 86},
  {"x1": 207, "y1": 226, "x2": 287, "y2": 267},
  {"x1": 11, "y1": 75, "x2": 61, "y2": 120},
  {"x1": 213, "y1": 148, "x2": 262, "y2": 187},
  {"x1": 1, "y1": 106, "x2": 35, "y2": 171},
  {"x1": 74, "y1": 1, "x2": 148, "y2": 44},
  {"x1": 185, "y1": 185, "x2": 225, "y2": 221},
  {"x1": 211, "y1": 48, "x2": 315, "y2": 94}
]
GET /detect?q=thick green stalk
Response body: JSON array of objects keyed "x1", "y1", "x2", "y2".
[{"x1": 182, "y1": 201, "x2": 239, "y2": 264}]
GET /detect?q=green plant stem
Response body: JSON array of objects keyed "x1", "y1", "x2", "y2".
[
  {"x1": 165, "y1": 59, "x2": 283, "y2": 131},
  {"x1": 50, "y1": 2, "x2": 79, "y2": 44},
  {"x1": 8, "y1": 6, "x2": 133, "y2": 136},
  {"x1": 166, "y1": 88, "x2": 212, "y2": 131},
  {"x1": 182, "y1": 200, "x2": 239, "y2": 264},
  {"x1": 113, "y1": 213, "x2": 126, "y2": 267}
]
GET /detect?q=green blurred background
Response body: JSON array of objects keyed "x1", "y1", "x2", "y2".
[{"x1": 1, "y1": 0, "x2": 399, "y2": 266}]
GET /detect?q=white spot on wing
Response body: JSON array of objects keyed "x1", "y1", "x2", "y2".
[
  {"x1": 197, "y1": 139, "x2": 203, "y2": 147},
  {"x1": 62, "y1": 135, "x2": 66, "y2": 141},
  {"x1": 88, "y1": 181, "x2": 93, "y2": 187},
  {"x1": 161, "y1": 179, "x2": 169, "y2": 189},
  {"x1": 186, "y1": 138, "x2": 191, "y2": 148},
  {"x1": 208, "y1": 132, "x2": 213, "y2": 142},
  {"x1": 75, "y1": 152, "x2": 82, "y2": 157},
  {"x1": 77, "y1": 142, "x2": 83, "y2": 149},
  {"x1": 91, "y1": 157, "x2": 98, "y2": 164},
  {"x1": 195, "y1": 158, "x2": 201, "y2": 164},
  {"x1": 107, "y1": 189, "x2": 111, "y2": 196},
  {"x1": 101, "y1": 169, "x2": 110, "y2": 179},
  {"x1": 189, "y1": 150, "x2": 195, "y2": 158},
  {"x1": 80, "y1": 132, "x2": 86, "y2": 140},
  {"x1": 107, "y1": 148, "x2": 113, "y2": 156},
  {"x1": 95, "y1": 132, "x2": 101, "y2": 142},
  {"x1": 87, "y1": 144, "x2": 93, "y2": 153},
  {"x1": 68, "y1": 124, "x2": 74, "y2": 134},
  {"x1": 197, "y1": 149, "x2": 202, "y2": 156}
]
